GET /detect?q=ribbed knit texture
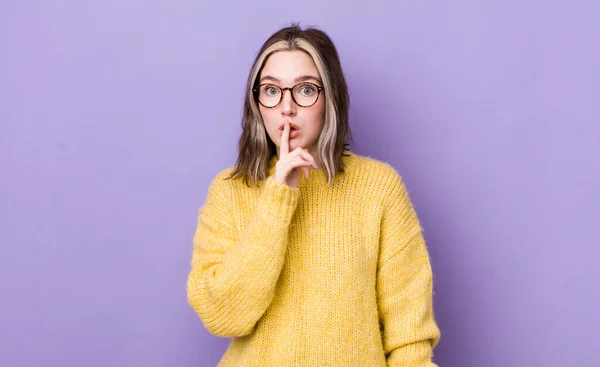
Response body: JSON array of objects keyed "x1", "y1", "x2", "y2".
[{"x1": 187, "y1": 151, "x2": 441, "y2": 366}]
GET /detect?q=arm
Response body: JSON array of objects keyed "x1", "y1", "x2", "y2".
[
  {"x1": 186, "y1": 172, "x2": 300, "y2": 337},
  {"x1": 377, "y1": 167, "x2": 441, "y2": 366}
]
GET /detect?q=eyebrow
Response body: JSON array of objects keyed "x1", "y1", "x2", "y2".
[{"x1": 259, "y1": 75, "x2": 322, "y2": 84}]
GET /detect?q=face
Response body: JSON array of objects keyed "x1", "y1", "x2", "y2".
[{"x1": 257, "y1": 50, "x2": 325, "y2": 159}]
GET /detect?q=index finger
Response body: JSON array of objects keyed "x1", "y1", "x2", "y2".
[{"x1": 280, "y1": 121, "x2": 290, "y2": 157}]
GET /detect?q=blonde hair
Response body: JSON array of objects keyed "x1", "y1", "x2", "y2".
[{"x1": 227, "y1": 24, "x2": 353, "y2": 187}]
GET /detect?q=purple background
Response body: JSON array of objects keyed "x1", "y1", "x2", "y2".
[{"x1": 1, "y1": 1, "x2": 599, "y2": 366}]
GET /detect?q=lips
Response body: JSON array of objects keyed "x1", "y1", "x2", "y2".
[
  {"x1": 280, "y1": 128, "x2": 300, "y2": 139},
  {"x1": 279, "y1": 122, "x2": 300, "y2": 131}
]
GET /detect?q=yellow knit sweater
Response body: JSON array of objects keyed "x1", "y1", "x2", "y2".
[{"x1": 187, "y1": 151, "x2": 441, "y2": 366}]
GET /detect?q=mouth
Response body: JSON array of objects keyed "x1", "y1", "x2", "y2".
[{"x1": 279, "y1": 122, "x2": 300, "y2": 131}]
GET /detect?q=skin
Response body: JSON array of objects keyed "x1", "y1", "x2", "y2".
[{"x1": 258, "y1": 50, "x2": 324, "y2": 188}]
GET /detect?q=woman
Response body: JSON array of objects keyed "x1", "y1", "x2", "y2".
[{"x1": 187, "y1": 24, "x2": 441, "y2": 366}]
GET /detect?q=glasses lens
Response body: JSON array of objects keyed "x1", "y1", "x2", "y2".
[
  {"x1": 258, "y1": 84, "x2": 281, "y2": 108},
  {"x1": 293, "y1": 83, "x2": 319, "y2": 107}
]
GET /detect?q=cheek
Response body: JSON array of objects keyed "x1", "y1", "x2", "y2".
[
  {"x1": 305, "y1": 102, "x2": 325, "y2": 128},
  {"x1": 259, "y1": 107, "x2": 278, "y2": 129}
]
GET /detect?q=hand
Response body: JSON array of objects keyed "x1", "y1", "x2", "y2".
[{"x1": 274, "y1": 121, "x2": 318, "y2": 188}]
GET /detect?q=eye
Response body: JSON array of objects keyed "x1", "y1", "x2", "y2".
[
  {"x1": 263, "y1": 85, "x2": 280, "y2": 96},
  {"x1": 298, "y1": 84, "x2": 317, "y2": 95}
]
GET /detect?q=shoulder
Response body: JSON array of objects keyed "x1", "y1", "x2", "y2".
[
  {"x1": 215, "y1": 166, "x2": 236, "y2": 181},
  {"x1": 341, "y1": 152, "x2": 410, "y2": 211},
  {"x1": 345, "y1": 152, "x2": 404, "y2": 188},
  {"x1": 204, "y1": 167, "x2": 237, "y2": 199},
  {"x1": 209, "y1": 165, "x2": 262, "y2": 196}
]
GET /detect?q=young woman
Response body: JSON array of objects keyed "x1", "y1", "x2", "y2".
[{"x1": 187, "y1": 24, "x2": 441, "y2": 366}]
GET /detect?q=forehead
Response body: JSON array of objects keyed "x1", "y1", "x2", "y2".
[{"x1": 260, "y1": 50, "x2": 320, "y2": 82}]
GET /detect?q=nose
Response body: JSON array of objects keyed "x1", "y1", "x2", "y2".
[{"x1": 280, "y1": 89, "x2": 296, "y2": 116}]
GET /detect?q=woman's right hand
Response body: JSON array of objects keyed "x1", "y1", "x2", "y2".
[{"x1": 274, "y1": 121, "x2": 318, "y2": 188}]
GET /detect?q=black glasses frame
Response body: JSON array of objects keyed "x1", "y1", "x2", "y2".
[{"x1": 252, "y1": 82, "x2": 324, "y2": 108}]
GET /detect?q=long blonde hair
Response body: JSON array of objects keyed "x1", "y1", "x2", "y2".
[{"x1": 227, "y1": 24, "x2": 353, "y2": 187}]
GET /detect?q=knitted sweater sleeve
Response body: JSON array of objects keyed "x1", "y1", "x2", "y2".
[
  {"x1": 377, "y1": 167, "x2": 441, "y2": 366},
  {"x1": 186, "y1": 172, "x2": 300, "y2": 337}
]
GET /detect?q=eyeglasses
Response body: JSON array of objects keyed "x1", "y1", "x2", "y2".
[{"x1": 253, "y1": 82, "x2": 324, "y2": 108}]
